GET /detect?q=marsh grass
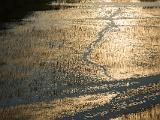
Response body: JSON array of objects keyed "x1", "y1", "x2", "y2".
[{"x1": 0, "y1": 102, "x2": 159, "y2": 120}]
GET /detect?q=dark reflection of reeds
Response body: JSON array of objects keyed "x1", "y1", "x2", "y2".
[
  {"x1": 0, "y1": 0, "x2": 51, "y2": 22},
  {"x1": 0, "y1": 0, "x2": 80, "y2": 23}
]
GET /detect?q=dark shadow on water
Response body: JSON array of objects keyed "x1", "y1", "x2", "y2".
[
  {"x1": 60, "y1": 75, "x2": 160, "y2": 120},
  {"x1": 0, "y1": 0, "x2": 53, "y2": 21},
  {"x1": 0, "y1": 0, "x2": 79, "y2": 30},
  {"x1": 0, "y1": 63, "x2": 159, "y2": 119}
]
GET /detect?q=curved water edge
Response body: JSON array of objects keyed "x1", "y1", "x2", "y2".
[
  {"x1": 60, "y1": 74, "x2": 160, "y2": 119},
  {"x1": 82, "y1": 8, "x2": 122, "y2": 79}
]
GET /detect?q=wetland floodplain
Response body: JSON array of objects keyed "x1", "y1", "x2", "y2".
[{"x1": 0, "y1": 0, "x2": 160, "y2": 119}]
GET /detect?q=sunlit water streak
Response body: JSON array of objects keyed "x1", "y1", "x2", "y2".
[{"x1": 82, "y1": 8, "x2": 122, "y2": 79}]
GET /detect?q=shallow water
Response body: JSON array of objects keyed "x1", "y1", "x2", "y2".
[{"x1": 0, "y1": 0, "x2": 160, "y2": 119}]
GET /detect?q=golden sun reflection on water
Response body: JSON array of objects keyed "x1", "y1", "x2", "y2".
[
  {"x1": 90, "y1": 6, "x2": 160, "y2": 79},
  {"x1": 91, "y1": 26, "x2": 160, "y2": 79}
]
